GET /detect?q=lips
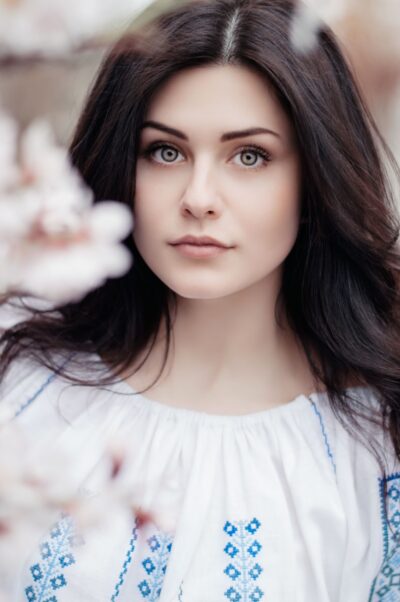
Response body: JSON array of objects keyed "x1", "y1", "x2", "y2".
[
  {"x1": 170, "y1": 235, "x2": 231, "y2": 248},
  {"x1": 171, "y1": 242, "x2": 229, "y2": 258}
]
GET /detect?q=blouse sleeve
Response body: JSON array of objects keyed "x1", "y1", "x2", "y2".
[{"x1": 317, "y1": 386, "x2": 400, "y2": 601}]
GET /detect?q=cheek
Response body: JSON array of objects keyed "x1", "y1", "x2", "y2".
[{"x1": 243, "y1": 169, "x2": 301, "y2": 262}]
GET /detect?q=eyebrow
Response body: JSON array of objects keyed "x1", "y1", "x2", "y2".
[{"x1": 140, "y1": 120, "x2": 281, "y2": 141}]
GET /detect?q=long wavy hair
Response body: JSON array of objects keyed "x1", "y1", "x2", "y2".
[{"x1": 1, "y1": 0, "x2": 400, "y2": 474}]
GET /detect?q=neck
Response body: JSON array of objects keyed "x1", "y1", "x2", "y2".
[{"x1": 122, "y1": 276, "x2": 320, "y2": 412}]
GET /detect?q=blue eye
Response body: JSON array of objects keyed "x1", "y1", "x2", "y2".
[
  {"x1": 234, "y1": 147, "x2": 270, "y2": 168},
  {"x1": 141, "y1": 143, "x2": 183, "y2": 164}
]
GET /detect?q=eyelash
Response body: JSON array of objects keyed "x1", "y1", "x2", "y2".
[{"x1": 139, "y1": 141, "x2": 272, "y2": 170}]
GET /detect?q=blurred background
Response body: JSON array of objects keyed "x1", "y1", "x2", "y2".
[
  {"x1": 335, "y1": 0, "x2": 400, "y2": 164},
  {"x1": 0, "y1": 46, "x2": 102, "y2": 146}
]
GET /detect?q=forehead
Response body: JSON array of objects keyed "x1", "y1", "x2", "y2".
[{"x1": 143, "y1": 64, "x2": 293, "y2": 140}]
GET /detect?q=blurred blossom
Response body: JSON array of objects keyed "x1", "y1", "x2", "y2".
[
  {"x1": 290, "y1": 0, "x2": 346, "y2": 53},
  {"x1": 0, "y1": 420, "x2": 152, "y2": 593},
  {"x1": 0, "y1": 0, "x2": 155, "y2": 57},
  {"x1": 0, "y1": 112, "x2": 133, "y2": 303}
]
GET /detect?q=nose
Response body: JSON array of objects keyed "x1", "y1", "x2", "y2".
[{"x1": 179, "y1": 158, "x2": 222, "y2": 219}]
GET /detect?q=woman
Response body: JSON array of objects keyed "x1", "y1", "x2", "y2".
[{"x1": 1, "y1": 0, "x2": 400, "y2": 599}]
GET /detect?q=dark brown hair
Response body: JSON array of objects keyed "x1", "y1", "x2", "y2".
[{"x1": 1, "y1": 0, "x2": 400, "y2": 473}]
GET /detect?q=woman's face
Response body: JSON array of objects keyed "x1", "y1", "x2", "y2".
[{"x1": 134, "y1": 64, "x2": 301, "y2": 300}]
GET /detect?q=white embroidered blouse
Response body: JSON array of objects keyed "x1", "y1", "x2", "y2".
[{"x1": 0, "y1": 355, "x2": 398, "y2": 602}]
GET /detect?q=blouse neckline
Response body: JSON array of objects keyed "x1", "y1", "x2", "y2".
[{"x1": 109, "y1": 377, "x2": 366, "y2": 427}]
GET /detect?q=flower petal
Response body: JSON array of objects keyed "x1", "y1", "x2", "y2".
[{"x1": 88, "y1": 201, "x2": 134, "y2": 241}]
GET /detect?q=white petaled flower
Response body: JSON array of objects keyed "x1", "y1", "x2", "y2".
[
  {"x1": 0, "y1": 0, "x2": 156, "y2": 57},
  {"x1": 0, "y1": 113, "x2": 133, "y2": 304},
  {"x1": 290, "y1": 0, "x2": 346, "y2": 53}
]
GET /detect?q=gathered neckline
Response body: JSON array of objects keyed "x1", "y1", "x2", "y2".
[{"x1": 109, "y1": 378, "x2": 367, "y2": 427}]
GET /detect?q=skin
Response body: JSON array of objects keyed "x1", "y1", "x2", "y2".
[{"x1": 127, "y1": 63, "x2": 318, "y2": 414}]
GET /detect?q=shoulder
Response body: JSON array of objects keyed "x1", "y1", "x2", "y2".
[
  {"x1": 0, "y1": 357, "x2": 78, "y2": 433},
  {"x1": 317, "y1": 385, "x2": 399, "y2": 476},
  {"x1": 0, "y1": 352, "x2": 114, "y2": 430},
  {"x1": 0, "y1": 356, "x2": 55, "y2": 420}
]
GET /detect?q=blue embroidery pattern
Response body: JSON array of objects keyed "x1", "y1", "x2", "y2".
[
  {"x1": 369, "y1": 473, "x2": 400, "y2": 601},
  {"x1": 138, "y1": 530, "x2": 173, "y2": 600},
  {"x1": 14, "y1": 372, "x2": 57, "y2": 419},
  {"x1": 308, "y1": 398, "x2": 337, "y2": 474},
  {"x1": 223, "y1": 518, "x2": 264, "y2": 601},
  {"x1": 13, "y1": 354, "x2": 73, "y2": 419},
  {"x1": 110, "y1": 522, "x2": 139, "y2": 601},
  {"x1": 25, "y1": 513, "x2": 82, "y2": 602}
]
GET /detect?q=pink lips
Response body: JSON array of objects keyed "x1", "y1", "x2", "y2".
[
  {"x1": 170, "y1": 235, "x2": 231, "y2": 248},
  {"x1": 169, "y1": 235, "x2": 233, "y2": 259},
  {"x1": 171, "y1": 243, "x2": 229, "y2": 258}
]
